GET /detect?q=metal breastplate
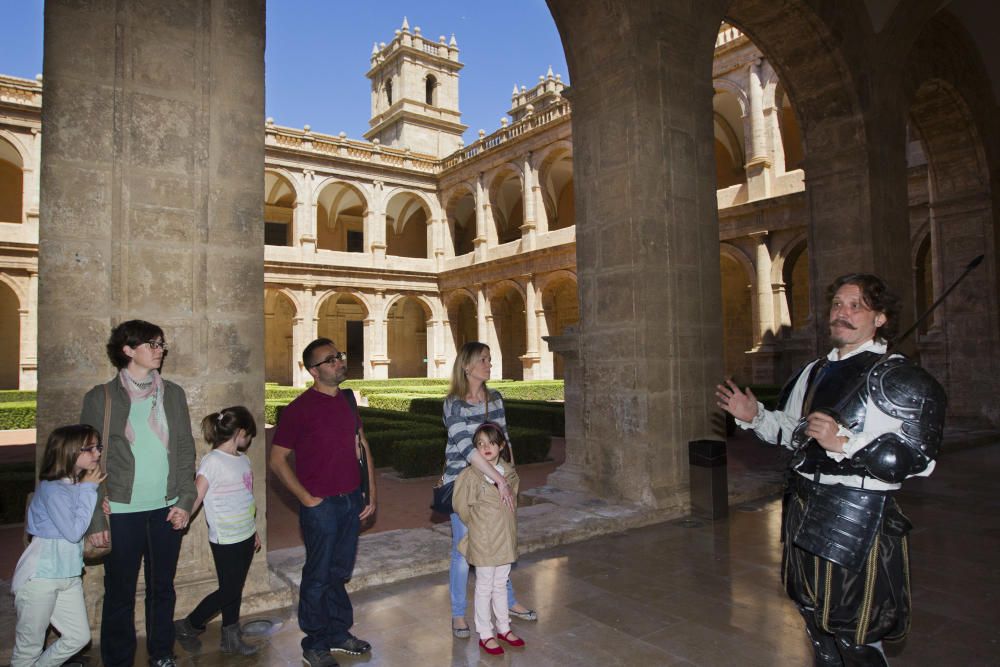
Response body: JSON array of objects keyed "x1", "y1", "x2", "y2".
[{"x1": 792, "y1": 351, "x2": 882, "y2": 478}]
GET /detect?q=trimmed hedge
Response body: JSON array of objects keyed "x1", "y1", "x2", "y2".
[
  {"x1": 0, "y1": 401, "x2": 36, "y2": 430},
  {"x1": 407, "y1": 397, "x2": 565, "y2": 437},
  {"x1": 0, "y1": 390, "x2": 36, "y2": 403},
  {"x1": 489, "y1": 381, "x2": 564, "y2": 401},
  {"x1": 391, "y1": 426, "x2": 551, "y2": 478},
  {"x1": 343, "y1": 378, "x2": 449, "y2": 389}
]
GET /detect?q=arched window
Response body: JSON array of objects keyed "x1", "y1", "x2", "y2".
[
  {"x1": 425, "y1": 75, "x2": 437, "y2": 106},
  {"x1": 386, "y1": 79, "x2": 393, "y2": 106}
]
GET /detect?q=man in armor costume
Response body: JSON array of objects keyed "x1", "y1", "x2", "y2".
[{"x1": 716, "y1": 273, "x2": 946, "y2": 667}]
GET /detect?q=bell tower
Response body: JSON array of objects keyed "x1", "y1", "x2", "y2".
[{"x1": 365, "y1": 18, "x2": 467, "y2": 158}]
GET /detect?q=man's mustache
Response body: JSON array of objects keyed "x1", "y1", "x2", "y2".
[{"x1": 830, "y1": 319, "x2": 856, "y2": 330}]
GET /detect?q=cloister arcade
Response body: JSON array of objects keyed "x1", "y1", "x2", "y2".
[{"x1": 3, "y1": 11, "x2": 996, "y2": 435}]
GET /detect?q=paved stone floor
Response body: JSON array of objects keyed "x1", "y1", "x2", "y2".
[{"x1": 72, "y1": 441, "x2": 998, "y2": 666}]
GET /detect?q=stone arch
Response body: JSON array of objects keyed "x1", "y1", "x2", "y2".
[
  {"x1": 486, "y1": 164, "x2": 524, "y2": 245},
  {"x1": 443, "y1": 182, "x2": 477, "y2": 256},
  {"x1": 315, "y1": 179, "x2": 370, "y2": 252},
  {"x1": 535, "y1": 142, "x2": 574, "y2": 231},
  {"x1": 0, "y1": 271, "x2": 27, "y2": 305},
  {"x1": 264, "y1": 169, "x2": 298, "y2": 246},
  {"x1": 902, "y1": 10, "x2": 1000, "y2": 424},
  {"x1": 264, "y1": 288, "x2": 297, "y2": 386},
  {"x1": 385, "y1": 294, "x2": 432, "y2": 377},
  {"x1": 720, "y1": 243, "x2": 753, "y2": 382},
  {"x1": 713, "y1": 74, "x2": 749, "y2": 190},
  {"x1": 539, "y1": 270, "x2": 579, "y2": 379},
  {"x1": 0, "y1": 135, "x2": 26, "y2": 224},
  {"x1": 316, "y1": 291, "x2": 370, "y2": 379},
  {"x1": 774, "y1": 235, "x2": 810, "y2": 333},
  {"x1": 384, "y1": 188, "x2": 431, "y2": 258},
  {"x1": 725, "y1": 0, "x2": 874, "y2": 307},
  {"x1": 445, "y1": 289, "x2": 478, "y2": 353},
  {"x1": 772, "y1": 80, "x2": 805, "y2": 172},
  {"x1": 488, "y1": 280, "x2": 527, "y2": 380}
]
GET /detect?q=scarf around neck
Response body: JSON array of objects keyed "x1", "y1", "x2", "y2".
[{"x1": 119, "y1": 368, "x2": 170, "y2": 452}]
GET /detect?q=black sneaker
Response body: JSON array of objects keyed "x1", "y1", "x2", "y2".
[
  {"x1": 329, "y1": 635, "x2": 371, "y2": 655},
  {"x1": 149, "y1": 657, "x2": 177, "y2": 667},
  {"x1": 303, "y1": 648, "x2": 340, "y2": 667}
]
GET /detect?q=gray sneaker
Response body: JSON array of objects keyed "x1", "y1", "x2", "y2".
[{"x1": 303, "y1": 648, "x2": 340, "y2": 667}]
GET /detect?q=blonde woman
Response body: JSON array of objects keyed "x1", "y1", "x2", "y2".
[{"x1": 443, "y1": 342, "x2": 536, "y2": 638}]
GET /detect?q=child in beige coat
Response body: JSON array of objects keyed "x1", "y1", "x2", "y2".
[{"x1": 453, "y1": 422, "x2": 524, "y2": 655}]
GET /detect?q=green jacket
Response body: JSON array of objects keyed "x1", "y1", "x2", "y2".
[{"x1": 80, "y1": 376, "x2": 197, "y2": 534}]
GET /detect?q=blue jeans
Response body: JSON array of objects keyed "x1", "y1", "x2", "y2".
[
  {"x1": 299, "y1": 491, "x2": 361, "y2": 651},
  {"x1": 449, "y1": 512, "x2": 517, "y2": 617},
  {"x1": 101, "y1": 507, "x2": 182, "y2": 667}
]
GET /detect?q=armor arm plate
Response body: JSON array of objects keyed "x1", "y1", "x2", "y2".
[{"x1": 850, "y1": 432, "x2": 932, "y2": 483}]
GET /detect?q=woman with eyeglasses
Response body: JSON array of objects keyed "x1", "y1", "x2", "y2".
[{"x1": 80, "y1": 319, "x2": 196, "y2": 667}]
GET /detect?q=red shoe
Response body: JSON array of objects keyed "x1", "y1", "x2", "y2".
[
  {"x1": 497, "y1": 630, "x2": 525, "y2": 647},
  {"x1": 479, "y1": 637, "x2": 505, "y2": 655}
]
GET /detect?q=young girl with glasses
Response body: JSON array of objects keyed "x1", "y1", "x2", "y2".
[
  {"x1": 11, "y1": 424, "x2": 106, "y2": 667},
  {"x1": 453, "y1": 422, "x2": 525, "y2": 655},
  {"x1": 173, "y1": 406, "x2": 261, "y2": 656}
]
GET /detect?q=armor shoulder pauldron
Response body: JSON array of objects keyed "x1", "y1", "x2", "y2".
[{"x1": 853, "y1": 357, "x2": 947, "y2": 482}]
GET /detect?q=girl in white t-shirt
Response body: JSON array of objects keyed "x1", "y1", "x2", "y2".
[{"x1": 173, "y1": 406, "x2": 260, "y2": 656}]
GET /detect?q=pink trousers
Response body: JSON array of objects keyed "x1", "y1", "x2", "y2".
[{"x1": 474, "y1": 563, "x2": 512, "y2": 640}]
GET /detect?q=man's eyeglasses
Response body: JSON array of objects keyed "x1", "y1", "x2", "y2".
[
  {"x1": 81, "y1": 444, "x2": 105, "y2": 454},
  {"x1": 310, "y1": 352, "x2": 347, "y2": 368},
  {"x1": 145, "y1": 340, "x2": 168, "y2": 351}
]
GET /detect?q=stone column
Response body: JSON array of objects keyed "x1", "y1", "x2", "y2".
[
  {"x1": 476, "y1": 284, "x2": 488, "y2": 344},
  {"x1": 521, "y1": 155, "x2": 537, "y2": 251},
  {"x1": 23, "y1": 127, "x2": 41, "y2": 234},
  {"x1": 291, "y1": 286, "x2": 317, "y2": 388},
  {"x1": 748, "y1": 233, "x2": 777, "y2": 383},
  {"x1": 426, "y1": 215, "x2": 437, "y2": 262},
  {"x1": 751, "y1": 233, "x2": 774, "y2": 347},
  {"x1": 744, "y1": 58, "x2": 772, "y2": 201},
  {"x1": 370, "y1": 289, "x2": 390, "y2": 378},
  {"x1": 362, "y1": 317, "x2": 374, "y2": 379},
  {"x1": 370, "y1": 180, "x2": 387, "y2": 267},
  {"x1": 299, "y1": 169, "x2": 317, "y2": 253},
  {"x1": 20, "y1": 270, "x2": 38, "y2": 389},
  {"x1": 536, "y1": 283, "x2": 554, "y2": 380},
  {"x1": 38, "y1": 0, "x2": 288, "y2": 626},
  {"x1": 546, "y1": 0, "x2": 726, "y2": 508},
  {"x1": 474, "y1": 174, "x2": 489, "y2": 261},
  {"x1": 530, "y1": 154, "x2": 549, "y2": 235},
  {"x1": 521, "y1": 274, "x2": 540, "y2": 379}
]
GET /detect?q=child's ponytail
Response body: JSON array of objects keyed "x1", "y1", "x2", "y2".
[{"x1": 200, "y1": 406, "x2": 257, "y2": 448}]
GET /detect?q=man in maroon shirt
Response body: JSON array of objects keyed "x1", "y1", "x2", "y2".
[{"x1": 269, "y1": 338, "x2": 376, "y2": 667}]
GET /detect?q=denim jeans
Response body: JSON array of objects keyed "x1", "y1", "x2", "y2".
[
  {"x1": 101, "y1": 506, "x2": 182, "y2": 667},
  {"x1": 298, "y1": 490, "x2": 361, "y2": 651},
  {"x1": 449, "y1": 512, "x2": 517, "y2": 617}
]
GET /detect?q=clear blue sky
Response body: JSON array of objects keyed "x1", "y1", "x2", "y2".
[{"x1": 0, "y1": 0, "x2": 568, "y2": 144}]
